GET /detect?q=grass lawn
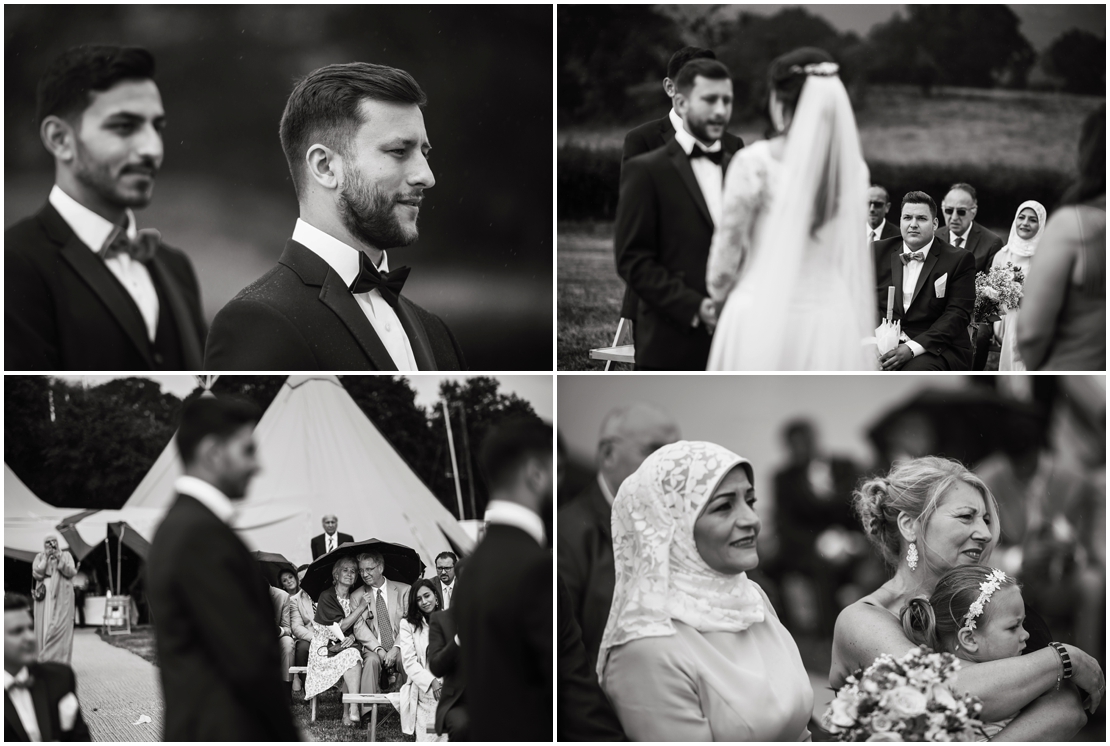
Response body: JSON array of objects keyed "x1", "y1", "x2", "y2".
[{"x1": 557, "y1": 221, "x2": 632, "y2": 372}]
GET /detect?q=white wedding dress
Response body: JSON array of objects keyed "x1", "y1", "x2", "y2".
[{"x1": 706, "y1": 75, "x2": 876, "y2": 371}]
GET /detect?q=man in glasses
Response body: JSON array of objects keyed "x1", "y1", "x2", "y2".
[
  {"x1": 936, "y1": 183, "x2": 1003, "y2": 273},
  {"x1": 866, "y1": 185, "x2": 900, "y2": 244}
]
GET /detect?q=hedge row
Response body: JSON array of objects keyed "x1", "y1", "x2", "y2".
[{"x1": 557, "y1": 143, "x2": 1075, "y2": 228}]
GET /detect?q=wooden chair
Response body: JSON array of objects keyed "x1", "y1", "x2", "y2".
[
  {"x1": 588, "y1": 317, "x2": 635, "y2": 369},
  {"x1": 341, "y1": 693, "x2": 394, "y2": 741}
]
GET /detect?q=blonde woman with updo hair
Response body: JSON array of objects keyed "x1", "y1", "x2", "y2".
[{"x1": 830, "y1": 456, "x2": 1104, "y2": 740}]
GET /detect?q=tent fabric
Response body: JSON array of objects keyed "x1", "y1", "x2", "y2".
[
  {"x1": 4, "y1": 465, "x2": 85, "y2": 560},
  {"x1": 123, "y1": 375, "x2": 474, "y2": 570}
]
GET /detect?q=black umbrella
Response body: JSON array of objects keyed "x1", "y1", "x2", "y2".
[
  {"x1": 300, "y1": 538, "x2": 425, "y2": 602},
  {"x1": 251, "y1": 551, "x2": 298, "y2": 589}
]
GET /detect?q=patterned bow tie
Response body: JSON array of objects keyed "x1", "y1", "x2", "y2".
[
  {"x1": 688, "y1": 147, "x2": 723, "y2": 166},
  {"x1": 7, "y1": 671, "x2": 34, "y2": 690},
  {"x1": 100, "y1": 222, "x2": 160, "y2": 263},
  {"x1": 349, "y1": 252, "x2": 411, "y2": 308},
  {"x1": 900, "y1": 250, "x2": 925, "y2": 265}
]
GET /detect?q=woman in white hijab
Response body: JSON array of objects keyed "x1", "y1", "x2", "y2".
[
  {"x1": 597, "y1": 441, "x2": 813, "y2": 741},
  {"x1": 990, "y1": 200, "x2": 1047, "y2": 371}
]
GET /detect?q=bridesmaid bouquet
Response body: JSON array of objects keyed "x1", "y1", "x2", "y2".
[
  {"x1": 973, "y1": 263, "x2": 1024, "y2": 323},
  {"x1": 824, "y1": 646, "x2": 984, "y2": 742}
]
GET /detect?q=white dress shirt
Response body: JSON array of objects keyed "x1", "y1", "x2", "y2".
[
  {"x1": 672, "y1": 121, "x2": 724, "y2": 228},
  {"x1": 948, "y1": 223, "x2": 972, "y2": 250},
  {"x1": 325, "y1": 533, "x2": 338, "y2": 554},
  {"x1": 668, "y1": 107, "x2": 683, "y2": 135},
  {"x1": 291, "y1": 218, "x2": 418, "y2": 370},
  {"x1": 439, "y1": 579, "x2": 454, "y2": 610},
  {"x1": 597, "y1": 471, "x2": 616, "y2": 506},
  {"x1": 4, "y1": 668, "x2": 42, "y2": 741},
  {"x1": 900, "y1": 237, "x2": 934, "y2": 358},
  {"x1": 369, "y1": 581, "x2": 392, "y2": 632},
  {"x1": 174, "y1": 475, "x2": 236, "y2": 524},
  {"x1": 49, "y1": 185, "x2": 160, "y2": 341},
  {"x1": 484, "y1": 499, "x2": 546, "y2": 547},
  {"x1": 867, "y1": 219, "x2": 887, "y2": 243}
]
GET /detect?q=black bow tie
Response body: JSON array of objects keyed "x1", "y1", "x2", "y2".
[
  {"x1": 349, "y1": 253, "x2": 411, "y2": 308},
  {"x1": 7, "y1": 672, "x2": 34, "y2": 691},
  {"x1": 100, "y1": 221, "x2": 160, "y2": 263},
  {"x1": 689, "y1": 147, "x2": 723, "y2": 166},
  {"x1": 900, "y1": 250, "x2": 925, "y2": 265}
]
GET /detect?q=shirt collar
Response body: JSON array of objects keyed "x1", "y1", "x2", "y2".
[
  {"x1": 3, "y1": 667, "x2": 31, "y2": 690},
  {"x1": 174, "y1": 475, "x2": 236, "y2": 524},
  {"x1": 596, "y1": 471, "x2": 616, "y2": 505},
  {"x1": 668, "y1": 107, "x2": 682, "y2": 134},
  {"x1": 902, "y1": 237, "x2": 935, "y2": 258},
  {"x1": 484, "y1": 499, "x2": 546, "y2": 547},
  {"x1": 49, "y1": 184, "x2": 135, "y2": 252},
  {"x1": 869, "y1": 219, "x2": 885, "y2": 236},
  {"x1": 671, "y1": 117, "x2": 722, "y2": 157},
  {"x1": 291, "y1": 218, "x2": 389, "y2": 287},
  {"x1": 951, "y1": 222, "x2": 973, "y2": 241}
]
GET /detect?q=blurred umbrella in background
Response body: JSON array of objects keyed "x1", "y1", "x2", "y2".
[{"x1": 251, "y1": 550, "x2": 298, "y2": 590}]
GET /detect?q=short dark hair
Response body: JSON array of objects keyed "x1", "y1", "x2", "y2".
[
  {"x1": 902, "y1": 191, "x2": 937, "y2": 220},
  {"x1": 479, "y1": 417, "x2": 552, "y2": 492},
  {"x1": 1061, "y1": 103, "x2": 1105, "y2": 207},
  {"x1": 5, "y1": 592, "x2": 31, "y2": 613},
  {"x1": 435, "y1": 551, "x2": 457, "y2": 567},
  {"x1": 279, "y1": 62, "x2": 427, "y2": 200},
  {"x1": 946, "y1": 183, "x2": 977, "y2": 202},
  {"x1": 36, "y1": 45, "x2": 156, "y2": 125},
  {"x1": 768, "y1": 47, "x2": 835, "y2": 109},
  {"x1": 782, "y1": 419, "x2": 815, "y2": 443},
  {"x1": 404, "y1": 578, "x2": 442, "y2": 629},
  {"x1": 666, "y1": 47, "x2": 716, "y2": 81},
  {"x1": 870, "y1": 184, "x2": 890, "y2": 203},
  {"x1": 175, "y1": 396, "x2": 261, "y2": 466},
  {"x1": 674, "y1": 59, "x2": 731, "y2": 97}
]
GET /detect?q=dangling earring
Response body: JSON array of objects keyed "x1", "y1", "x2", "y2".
[{"x1": 907, "y1": 541, "x2": 919, "y2": 571}]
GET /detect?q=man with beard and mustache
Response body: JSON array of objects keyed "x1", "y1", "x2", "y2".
[
  {"x1": 204, "y1": 62, "x2": 464, "y2": 370},
  {"x1": 5, "y1": 45, "x2": 206, "y2": 370},
  {"x1": 615, "y1": 58, "x2": 740, "y2": 370}
]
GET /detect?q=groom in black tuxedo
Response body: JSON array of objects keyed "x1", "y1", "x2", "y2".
[
  {"x1": 873, "y1": 191, "x2": 975, "y2": 371},
  {"x1": 204, "y1": 62, "x2": 464, "y2": 370},
  {"x1": 615, "y1": 59, "x2": 739, "y2": 370}
]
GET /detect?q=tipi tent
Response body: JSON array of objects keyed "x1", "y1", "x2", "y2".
[
  {"x1": 4, "y1": 465, "x2": 84, "y2": 561},
  {"x1": 125, "y1": 375, "x2": 474, "y2": 569}
]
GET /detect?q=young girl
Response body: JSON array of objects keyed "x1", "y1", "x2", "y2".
[{"x1": 901, "y1": 566, "x2": 1030, "y2": 741}]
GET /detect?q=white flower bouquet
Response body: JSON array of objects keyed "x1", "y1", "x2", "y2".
[
  {"x1": 824, "y1": 646, "x2": 985, "y2": 742},
  {"x1": 973, "y1": 262, "x2": 1024, "y2": 323}
]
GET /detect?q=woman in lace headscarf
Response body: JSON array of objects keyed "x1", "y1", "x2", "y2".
[
  {"x1": 596, "y1": 441, "x2": 812, "y2": 741},
  {"x1": 990, "y1": 200, "x2": 1047, "y2": 371}
]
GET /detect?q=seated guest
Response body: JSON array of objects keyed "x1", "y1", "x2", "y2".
[
  {"x1": 867, "y1": 185, "x2": 900, "y2": 244},
  {"x1": 432, "y1": 552, "x2": 457, "y2": 610},
  {"x1": 311, "y1": 515, "x2": 353, "y2": 560},
  {"x1": 5, "y1": 592, "x2": 91, "y2": 742},
  {"x1": 396, "y1": 579, "x2": 446, "y2": 742},
  {"x1": 350, "y1": 552, "x2": 410, "y2": 699},
  {"x1": 308, "y1": 557, "x2": 369, "y2": 727},
  {"x1": 269, "y1": 584, "x2": 293, "y2": 700},
  {"x1": 281, "y1": 568, "x2": 313, "y2": 693},
  {"x1": 990, "y1": 201, "x2": 1046, "y2": 371}
]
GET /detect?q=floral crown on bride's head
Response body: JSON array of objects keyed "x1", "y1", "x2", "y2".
[
  {"x1": 787, "y1": 61, "x2": 839, "y2": 78},
  {"x1": 961, "y1": 568, "x2": 1009, "y2": 632}
]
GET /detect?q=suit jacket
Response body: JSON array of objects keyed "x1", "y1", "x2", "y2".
[
  {"x1": 556, "y1": 479, "x2": 614, "y2": 674},
  {"x1": 873, "y1": 236, "x2": 975, "y2": 370},
  {"x1": 557, "y1": 577, "x2": 625, "y2": 741},
  {"x1": 617, "y1": 117, "x2": 744, "y2": 320},
  {"x1": 454, "y1": 524, "x2": 552, "y2": 741},
  {"x1": 147, "y1": 494, "x2": 298, "y2": 741},
  {"x1": 615, "y1": 137, "x2": 741, "y2": 369},
  {"x1": 204, "y1": 240, "x2": 465, "y2": 371},
  {"x1": 350, "y1": 579, "x2": 410, "y2": 652},
  {"x1": 427, "y1": 609, "x2": 466, "y2": 738},
  {"x1": 773, "y1": 457, "x2": 860, "y2": 571},
  {"x1": 5, "y1": 202, "x2": 206, "y2": 371},
  {"x1": 284, "y1": 589, "x2": 315, "y2": 643},
  {"x1": 269, "y1": 586, "x2": 291, "y2": 636},
  {"x1": 4, "y1": 662, "x2": 91, "y2": 742},
  {"x1": 431, "y1": 577, "x2": 456, "y2": 610},
  {"x1": 869, "y1": 219, "x2": 901, "y2": 243},
  {"x1": 310, "y1": 531, "x2": 354, "y2": 560},
  {"x1": 937, "y1": 222, "x2": 1005, "y2": 274}
]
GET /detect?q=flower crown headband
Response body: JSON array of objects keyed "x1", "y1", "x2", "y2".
[
  {"x1": 961, "y1": 568, "x2": 1009, "y2": 632},
  {"x1": 786, "y1": 61, "x2": 840, "y2": 78}
]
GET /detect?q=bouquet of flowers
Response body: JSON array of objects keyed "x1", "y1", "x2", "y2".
[
  {"x1": 824, "y1": 646, "x2": 985, "y2": 742},
  {"x1": 973, "y1": 262, "x2": 1025, "y2": 323}
]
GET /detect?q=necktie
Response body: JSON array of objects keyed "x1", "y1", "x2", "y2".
[
  {"x1": 100, "y1": 220, "x2": 160, "y2": 263},
  {"x1": 688, "y1": 147, "x2": 723, "y2": 166},
  {"x1": 954, "y1": 236, "x2": 964, "y2": 249},
  {"x1": 349, "y1": 252, "x2": 410, "y2": 309},
  {"x1": 900, "y1": 251, "x2": 925, "y2": 265},
  {"x1": 328, "y1": 536, "x2": 334, "y2": 554},
  {"x1": 870, "y1": 230, "x2": 878, "y2": 243},
  {"x1": 7, "y1": 672, "x2": 34, "y2": 690},
  {"x1": 375, "y1": 590, "x2": 394, "y2": 651}
]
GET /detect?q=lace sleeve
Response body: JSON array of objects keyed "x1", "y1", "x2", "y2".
[{"x1": 707, "y1": 146, "x2": 768, "y2": 303}]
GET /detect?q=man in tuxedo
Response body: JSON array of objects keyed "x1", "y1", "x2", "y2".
[
  {"x1": 616, "y1": 47, "x2": 745, "y2": 324},
  {"x1": 873, "y1": 191, "x2": 975, "y2": 371},
  {"x1": 558, "y1": 403, "x2": 679, "y2": 673},
  {"x1": 5, "y1": 45, "x2": 206, "y2": 371},
  {"x1": 867, "y1": 185, "x2": 901, "y2": 244},
  {"x1": 310, "y1": 514, "x2": 353, "y2": 560},
  {"x1": 615, "y1": 59, "x2": 740, "y2": 370},
  {"x1": 455, "y1": 418, "x2": 552, "y2": 741},
  {"x1": 5, "y1": 593, "x2": 90, "y2": 742},
  {"x1": 205, "y1": 62, "x2": 464, "y2": 370},
  {"x1": 349, "y1": 552, "x2": 410, "y2": 700},
  {"x1": 427, "y1": 606, "x2": 468, "y2": 740},
  {"x1": 147, "y1": 397, "x2": 298, "y2": 741},
  {"x1": 431, "y1": 552, "x2": 458, "y2": 610},
  {"x1": 557, "y1": 578, "x2": 625, "y2": 741}
]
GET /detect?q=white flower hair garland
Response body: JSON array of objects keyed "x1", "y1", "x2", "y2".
[{"x1": 962, "y1": 568, "x2": 1009, "y2": 632}]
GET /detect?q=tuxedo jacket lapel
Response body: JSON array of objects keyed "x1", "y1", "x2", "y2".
[
  {"x1": 29, "y1": 673, "x2": 53, "y2": 741},
  {"x1": 318, "y1": 270, "x2": 398, "y2": 371},
  {"x1": 667, "y1": 143, "x2": 713, "y2": 228},
  {"x1": 909, "y1": 250, "x2": 940, "y2": 312},
  {"x1": 890, "y1": 252, "x2": 905, "y2": 319},
  {"x1": 147, "y1": 255, "x2": 203, "y2": 369},
  {"x1": 5, "y1": 692, "x2": 29, "y2": 741},
  {"x1": 719, "y1": 139, "x2": 739, "y2": 178},
  {"x1": 395, "y1": 297, "x2": 436, "y2": 370}
]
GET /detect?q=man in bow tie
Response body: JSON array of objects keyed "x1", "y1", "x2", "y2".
[
  {"x1": 5, "y1": 592, "x2": 91, "y2": 742},
  {"x1": 5, "y1": 45, "x2": 207, "y2": 371},
  {"x1": 872, "y1": 191, "x2": 975, "y2": 371},
  {"x1": 204, "y1": 62, "x2": 465, "y2": 370}
]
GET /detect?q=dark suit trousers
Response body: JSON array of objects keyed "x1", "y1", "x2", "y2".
[
  {"x1": 901, "y1": 351, "x2": 950, "y2": 371},
  {"x1": 443, "y1": 707, "x2": 470, "y2": 741}
]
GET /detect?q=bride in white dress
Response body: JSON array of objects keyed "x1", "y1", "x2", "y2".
[{"x1": 706, "y1": 47, "x2": 876, "y2": 371}]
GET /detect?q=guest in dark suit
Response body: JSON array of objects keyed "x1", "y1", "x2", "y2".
[
  {"x1": 615, "y1": 59, "x2": 740, "y2": 370},
  {"x1": 310, "y1": 514, "x2": 354, "y2": 560},
  {"x1": 617, "y1": 47, "x2": 745, "y2": 323},
  {"x1": 455, "y1": 418, "x2": 553, "y2": 741},
  {"x1": 866, "y1": 185, "x2": 902, "y2": 244},
  {"x1": 5, "y1": 45, "x2": 205, "y2": 371},
  {"x1": 4, "y1": 593, "x2": 90, "y2": 742},
  {"x1": 873, "y1": 191, "x2": 975, "y2": 371},
  {"x1": 558, "y1": 403, "x2": 680, "y2": 674},
  {"x1": 431, "y1": 552, "x2": 458, "y2": 611},
  {"x1": 427, "y1": 607, "x2": 468, "y2": 740},
  {"x1": 557, "y1": 578, "x2": 626, "y2": 741},
  {"x1": 205, "y1": 62, "x2": 464, "y2": 371},
  {"x1": 147, "y1": 397, "x2": 298, "y2": 741}
]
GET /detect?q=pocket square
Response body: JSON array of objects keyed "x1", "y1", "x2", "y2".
[{"x1": 934, "y1": 273, "x2": 948, "y2": 298}]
